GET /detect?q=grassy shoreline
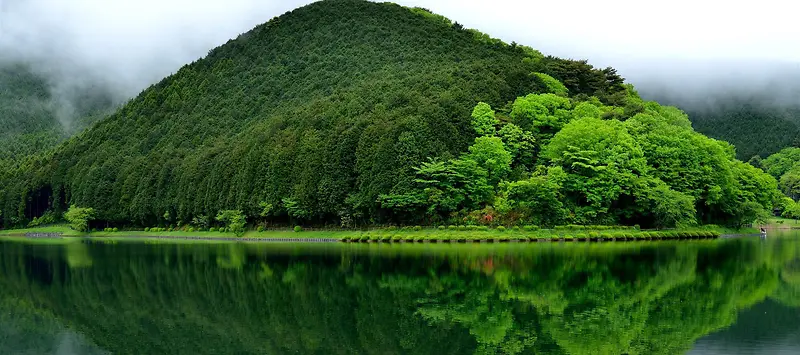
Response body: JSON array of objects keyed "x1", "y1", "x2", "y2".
[
  {"x1": 762, "y1": 217, "x2": 800, "y2": 230},
  {"x1": 0, "y1": 225, "x2": 753, "y2": 244}
]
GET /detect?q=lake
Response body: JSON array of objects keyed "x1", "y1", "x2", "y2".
[{"x1": 1, "y1": 232, "x2": 798, "y2": 354}]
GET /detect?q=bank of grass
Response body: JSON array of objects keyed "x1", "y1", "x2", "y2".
[
  {"x1": 336, "y1": 226, "x2": 728, "y2": 244},
  {"x1": 0, "y1": 224, "x2": 747, "y2": 244},
  {"x1": 763, "y1": 217, "x2": 800, "y2": 229}
]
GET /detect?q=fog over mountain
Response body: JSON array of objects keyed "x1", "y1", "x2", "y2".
[{"x1": 1, "y1": 0, "x2": 798, "y2": 127}]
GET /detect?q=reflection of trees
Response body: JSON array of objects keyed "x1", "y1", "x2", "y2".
[{"x1": 0, "y1": 238, "x2": 797, "y2": 355}]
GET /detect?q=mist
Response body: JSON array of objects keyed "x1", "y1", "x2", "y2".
[
  {"x1": 0, "y1": 0, "x2": 313, "y2": 129},
  {"x1": 1, "y1": 0, "x2": 798, "y2": 128}
]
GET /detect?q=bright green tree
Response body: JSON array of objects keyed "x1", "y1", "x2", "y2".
[
  {"x1": 216, "y1": 210, "x2": 247, "y2": 237},
  {"x1": 533, "y1": 72, "x2": 568, "y2": 96},
  {"x1": 542, "y1": 118, "x2": 649, "y2": 223},
  {"x1": 465, "y1": 136, "x2": 513, "y2": 185},
  {"x1": 471, "y1": 102, "x2": 499, "y2": 136},
  {"x1": 64, "y1": 205, "x2": 95, "y2": 232}
]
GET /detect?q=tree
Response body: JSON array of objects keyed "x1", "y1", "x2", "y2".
[
  {"x1": 533, "y1": 73, "x2": 568, "y2": 96},
  {"x1": 498, "y1": 167, "x2": 567, "y2": 226},
  {"x1": 781, "y1": 167, "x2": 800, "y2": 201},
  {"x1": 542, "y1": 118, "x2": 648, "y2": 224},
  {"x1": 465, "y1": 136, "x2": 513, "y2": 185},
  {"x1": 216, "y1": 210, "x2": 246, "y2": 237},
  {"x1": 497, "y1": 123, "x2": 536, "y2": 168},
  {"x1": 747, "y1": 155, "x2": 763, "y2": 169},
  {"x1": 64, "y1": 205, "x2": 95, "y2": 232},
  {"x1": 510, "y1": 93, "x2": 572, "y2": 136},
  {"x1": 471, "y1": 102, "x2": 499, "y2": 136}
]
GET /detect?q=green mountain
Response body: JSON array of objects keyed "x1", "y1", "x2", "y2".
[{"x1": 0, "y1": 0, "x2": 777, "y2": 229}]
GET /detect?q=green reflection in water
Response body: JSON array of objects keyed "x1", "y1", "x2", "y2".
[{"x1": 0, "y1": 234, "x2": 798, "y2": 355}]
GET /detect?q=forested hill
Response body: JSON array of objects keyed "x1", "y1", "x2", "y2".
[
  {"x1": 0, "y1": 0, "x2": 777, "y2": 229},
  {"x1": 0, "y1": 63, "x2": 113, "y2": 164}
]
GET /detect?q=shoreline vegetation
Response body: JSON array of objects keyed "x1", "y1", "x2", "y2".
[{"x1": 0, "y1": 225, "x2": 751, "y2": 244}]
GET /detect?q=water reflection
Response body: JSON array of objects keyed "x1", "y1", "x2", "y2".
[{"x1": 0, "y1": 234, "x2": 798, "y2": 354}]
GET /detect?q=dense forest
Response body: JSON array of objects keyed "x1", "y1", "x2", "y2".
[
  {"x1": 0, "y1": 0, "x2": 780, "y2": 230},
  {"x1": 1, "y1": 238, "x2": 797, "y2": 354}
]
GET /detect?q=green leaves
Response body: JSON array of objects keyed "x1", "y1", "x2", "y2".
[
  {"x1": 471, "y1": 102, "x2": 498, "y2": 136},
  {"x1": 64, "y1": 205, "x2": 95, "y2": 232},
  {"x1": 216, "y1": 210, "x2": 246, "y2": 237}
]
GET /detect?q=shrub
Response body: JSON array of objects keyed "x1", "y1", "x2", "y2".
[
  {"x1": 499, "y1": 236, "x2": 510, "y2": 242},
  {"x1": 257, "y1": 226, "x2": 264, "y2": 232},
  {"x1": 294, "y1": 226, "x2": 303, "y2": 233},
  {"x1": 187, "y1": 227, "x2": 195, "y2": 233},
  {"x1": 413, "y1": 226, "x2": 422, "y2": 231},
  {"x1": 393, "y1": 235, "x2": 403, "y2": 242},
  {"x1": 28, "y1": 211, "x2": 58, "y2": 228},
  {"x1": 600, "y1": 233, "x2": 612, "y2": 239},
  {"x1": 496, "y1": 226, "x2": 506, "y2": 232},
  {"x1": 554, "y1": 226, "x2": 566, "y2": 231},
  {"x1": 208, "y1": 227, "x2": 216, "y2": 232},
  {"x1": 448, "y1": 225, "x2": 457, "y2": 230},
  {"x1": 360, "y1": 236, "x2": 370, "y2": 242},
  {"x1": 438, "y1": 226, "x2": 446, "y2": 230},
  {"x1": 523, "y1": 225, "x2": 539, "y2": 231},
  {"x1": 216, "y1": 210, "x2": 246, "y2": 237},
  {"x1": 588, "y1": 232, "x2": 599, "y2": 238},
  {"x1": 144, "y1": 227, "x2": 150, "y2": 232},
  {"x1": 64, "y1": 205, "x2": 95, "y2": 232},
  {"x1": 612, "y1": 232, "x2": 625, "y2": 239},
  {"x1": 478, "y1": 226, "x2": 489, "y2": 231},
  {"x1": 458, "y1": 225, "x2": 467, "y2": 231},
  {"x1": 167, "y1": 228, "x2": 173, "y2": 232},
  {"x1": 341, "y1": 236, "x2": 351, "y2": 242},
  {"x1": 550, "y1": 235, "x2": 560, "y2": 240},
  {"x1": 405, "y1": 236, "x2": 415, "y2": 242},
  {"x1": 382, "y1": 235, "x2": 392, "y2": 242},
  {"x1": 512, "y1": 226, "x2": 521, "y2": 231},
  {"x1": 112, "y1": 228, "x2": 119, "y2": 232},
  {"x1": 633, "y1": 224, "x2": 641, "y2": 231},
  {"x1": 576, "y1": 233, "x2": 587, "y2": 240},
  {"x1": 564, "y1": 235, "x2": 574, "y2": 240}
]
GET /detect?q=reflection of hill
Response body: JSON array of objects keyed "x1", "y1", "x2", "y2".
[{"x1": 0, "y1": 239, "x2": 796, "y2": 355}]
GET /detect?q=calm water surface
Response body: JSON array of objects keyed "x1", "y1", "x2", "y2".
[{"x1": 1, "y1": 231, "x2": 798, "y2": 354}]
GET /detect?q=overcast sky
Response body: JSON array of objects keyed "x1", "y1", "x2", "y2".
[{"x1": 1, "y1": 0, "x2": 798, "y2": 101}]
